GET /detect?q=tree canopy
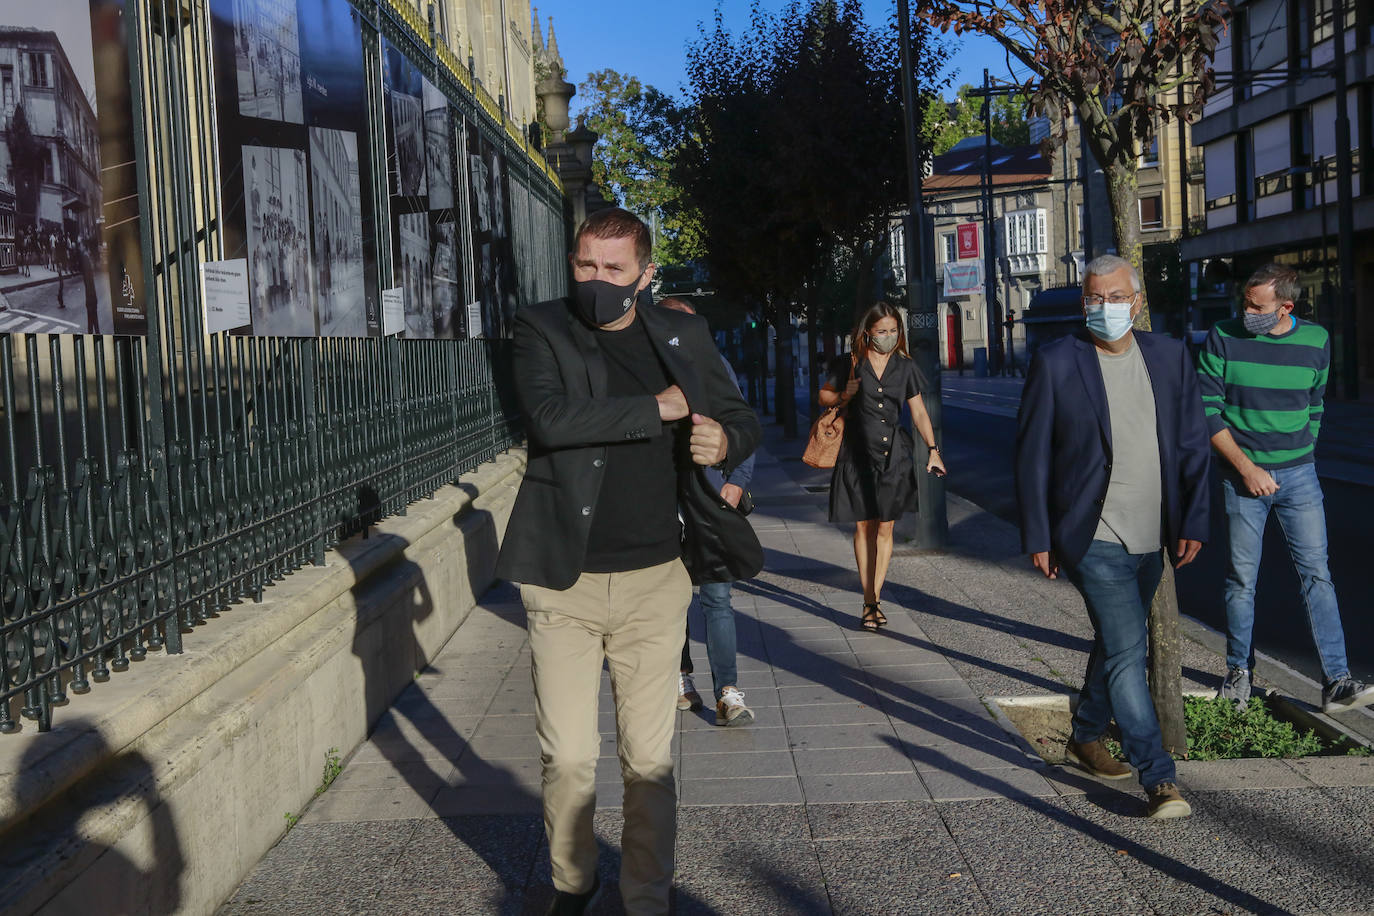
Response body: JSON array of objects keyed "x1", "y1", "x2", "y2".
[
  {"x1": 922, "y1": 0, "x2": 1227, "y2": 307},
  {"x1": 925, "y1": 83, "x2": 1032, "y2": 155}
]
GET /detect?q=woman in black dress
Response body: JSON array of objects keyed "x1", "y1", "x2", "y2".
[{"x1": 819, "y1": 302, "x2": 945, "y2": 631}]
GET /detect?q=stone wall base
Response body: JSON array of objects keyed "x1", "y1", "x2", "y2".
[{"x1": 0, "y1": 450, "x2": 526, "y2": 915}]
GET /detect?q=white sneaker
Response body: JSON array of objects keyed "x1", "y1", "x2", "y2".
[
  {"x1": 715, "y1": 686, "x2": 754, "y2": 726},
  {"x1": 678, "y1": 673, "x2": 703, "y2": 712}
]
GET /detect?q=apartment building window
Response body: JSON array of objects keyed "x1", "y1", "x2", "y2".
[
  {"x1": 1076, "y1": 203, "x2": 1085, "y2": 248},
  {"x1": 1, "y1": 67, "x2": 12, "y2": 110},
  {"x1": 942, "y1": 232, "x2": 957, "y2": 262},
  {"x1": 24, "y1": 53, "x2": 49, "y2": 88},
  {"x1": 891, "y1": 222, "x2": 906, "y2": 273},
  {"x1": 1005, "y1": 209, "x2": 1047, "y2": 256},
  {"x1": 1243, "y1": 0, "x2": 1289, "y2": 99},
  {"x1": 1139, "y1": 195, "x2": 1163, "y2": 230},
  {"x1": 1139, "y1": 132, "x2": 1159, "y2": 168}
]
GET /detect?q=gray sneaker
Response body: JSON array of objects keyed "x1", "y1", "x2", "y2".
[
  {"x1": 1322, "y1": 677, "x2": 1374, "y2": 714},
  {"x1": 1217, "y1": 666, "x2": 1251, "y2": 708}
]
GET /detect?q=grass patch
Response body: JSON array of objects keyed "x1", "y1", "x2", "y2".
[{"x1": 1183, "y1": 696, "x2": 1323, "y2": 760}]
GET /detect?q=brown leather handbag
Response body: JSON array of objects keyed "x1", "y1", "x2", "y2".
[{"x1": 802, "y1": 355, "x2": 856, "y2": 469}]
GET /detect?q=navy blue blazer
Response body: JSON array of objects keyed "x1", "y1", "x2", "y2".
[{"x1": 1015, "y1": 330, "x2": 1211, "y2": 567}]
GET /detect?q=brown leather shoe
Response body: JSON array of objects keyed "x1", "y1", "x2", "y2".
[
  {"x1": 1065, "y1": 736, "x2": 1132, "y2": 780},
  {"x1": 1146, "y1": 782, "x2": 1192, "y2": 819}
]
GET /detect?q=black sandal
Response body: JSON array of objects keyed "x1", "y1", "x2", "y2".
[
  {"x1": 860, "y1": 603, "x2": 882, "y2": 632},
  {"x1": 871, "y1": 602, "x2": 888, "y2": 626}
]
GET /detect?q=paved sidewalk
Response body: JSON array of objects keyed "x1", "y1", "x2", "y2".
[{"x1": 221, "y1": 414, "x2": 1374, "y2": 915}]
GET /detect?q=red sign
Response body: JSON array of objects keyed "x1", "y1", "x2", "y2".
[{"x1": 956, "y1": 222, "x2": 979, "y2": 260}]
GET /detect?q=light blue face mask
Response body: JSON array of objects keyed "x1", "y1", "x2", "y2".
[{"x1": 1084, "y1": 302, "x2": 1134, "y2": 342}]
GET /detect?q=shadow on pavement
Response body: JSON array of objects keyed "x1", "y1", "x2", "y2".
[{"x1": 730, "y1": 562, "x2": 1304, "y2": 910}]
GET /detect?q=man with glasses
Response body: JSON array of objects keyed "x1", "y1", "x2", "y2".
[
  {"x1": 1017, "y1": 254, "x2": 1210, "y2": 818},
  {"x1": 1199, "y1": 262, "x2": 1374, "y2": 713}
]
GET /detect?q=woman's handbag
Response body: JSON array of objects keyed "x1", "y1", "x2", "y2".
[
  {"x1": 801, "y1": 407, "x2": 845, "y2": 469},
  {"x1": 801, "y1": 355, "x2": 857, "y2": 469}
]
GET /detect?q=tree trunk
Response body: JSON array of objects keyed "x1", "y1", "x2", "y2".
[
  {"x1": 773, "y1": 308, "x2": 799, "y2": 438},
  {"x1": 1099, "y1": 149, "x2": 1187, "y2": 754},
  {"x1": 1148, "y1": 562, "x2": 1188, "y2": 755},
  {"x1": 806, "y1": 281, "x2": 822, "y2": 423}
]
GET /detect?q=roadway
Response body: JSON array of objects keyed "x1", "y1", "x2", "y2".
[{"x1": 934, "y1": 373, "x2": 1374, "y2": 687}]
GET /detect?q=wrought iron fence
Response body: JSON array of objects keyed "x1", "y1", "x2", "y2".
[{"x1": 0, "y1": 0, "x2": 565, "y2": 733}]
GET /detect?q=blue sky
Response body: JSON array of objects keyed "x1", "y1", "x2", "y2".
[{"x1": 532, "y1": 0, "x2": 1027, "y2": 115}]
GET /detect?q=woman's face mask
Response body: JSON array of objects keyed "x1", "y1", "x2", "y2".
[{"x1": 869, "y1": 328, "x2": 900, "y2": 353}]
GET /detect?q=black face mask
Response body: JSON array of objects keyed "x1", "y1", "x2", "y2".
[{"x1": 572, "y1": 271, "x2": 644, "y2": 327}]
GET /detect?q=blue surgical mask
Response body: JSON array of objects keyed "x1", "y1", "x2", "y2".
[{"x1": 1085, "y1": 302, "x2": 1134, "y2": 342}]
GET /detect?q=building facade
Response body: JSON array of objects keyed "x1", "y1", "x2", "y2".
[
  {"x1": 1183, "y1": 0, "x2": 1374, "y2": 398},
  {"x1": 392, "y1": 0, "x2": 539, "y2": 130},
  {"x1": 0, "y1": 27, "x2": 103, "y2": 257}
]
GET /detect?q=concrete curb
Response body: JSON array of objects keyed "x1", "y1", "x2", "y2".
[{"x1": 0, "y1": 449, "x2": 526, "y2": 915}]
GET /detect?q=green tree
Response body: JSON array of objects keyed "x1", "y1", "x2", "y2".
[
  {"x1": 925, "y1": 84, "x2": 1031, "y2": 155},
  {"x1": 8, "y1": 103, "x2": 43, "y2": 229},
  {"x1": 675, "y1": 0, "x2": 950, "y2": 430},
  {"x1": 576, "y1": 69, "x2": 699, "y2": 266}
]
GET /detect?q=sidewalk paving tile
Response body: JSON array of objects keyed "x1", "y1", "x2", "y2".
[
  {"x1": 679, "y1": 775, "x2": 803, "y2": 805},
  {"x1": 1175, "y1": 757, "x2": 1312, "y2": 791},
  {"x1": 917, "y1": 765, "x2": 1057, "y2": 802},
  {"x1": 800, "y1": 771, "x2": 931, "y2": 803},
  {"x1": 222, "y1": 413, "x2": 1374, "y2": 914}
]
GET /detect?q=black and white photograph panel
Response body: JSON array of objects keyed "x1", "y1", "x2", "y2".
[
  {"x1": 243, "y1": 145, "x2": 315, "y2": 336},
  {"x1": 486, "y1": 140, "x2": 508, "y2": 240},
  {"x1": 309, "y1": 127, "x2": 365, "y2": 337},
  {"x1": 397, "y1": 212, "x2": 430, "y2": 338},
  {"x1": 430, "y1": 218, "x2": 458, "y2": 337},
  {"x1": 477, "y1": 240, "x2": 500, "y2": 340},
  {"x1": 383, "y1": 43, "x2": 426, "y2": 199},
  {"x1": 423, "y1": 79, "x2": 452, "y2": 211},
  {"x1": 467, "y1": 144, "x2": 491, "y2": 236},
  {"x1": 232, "y1": 0, "x2": 304, "y2": 123},
  {"x1": 0, "y1": 0, "x2": 119, "y2": 335}
]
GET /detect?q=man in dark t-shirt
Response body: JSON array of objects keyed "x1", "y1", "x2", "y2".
[{"x1": 496, "y1": 208, "x2": 761, "y2": 915}]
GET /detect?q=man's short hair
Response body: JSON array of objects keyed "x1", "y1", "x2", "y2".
[
  {"x1": 573, "y1": 207, "x2": 652, "y2": 269},
  {"x1": 1244, "y1": 262, "x2": 1300, "y2": 305},
  {"x1": 1083, "y1": 254, "x2": 1141, "y2": 293}
]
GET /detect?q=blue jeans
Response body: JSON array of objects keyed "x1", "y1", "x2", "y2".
[
  {"x1": 680, "y1": 582, "x2": 738, "y2": 702},
  {"x1": 1064, "y1": 540, "x2": 1176, "y2": 790},
  {"x1": 1222, "y1": 463, "x2": 1348, "y2": 683}
]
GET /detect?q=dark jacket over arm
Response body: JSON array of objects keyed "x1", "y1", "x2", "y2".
[{"x1": 496, "y1": 299, "x2": 762, "y2": 590}]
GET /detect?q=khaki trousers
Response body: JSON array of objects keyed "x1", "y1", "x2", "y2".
[{"x1": 522, "y1": 558, "x2": 691, "y2": 915}]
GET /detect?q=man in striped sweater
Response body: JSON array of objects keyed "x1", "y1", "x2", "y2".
[{"x1": 1199, "y1": 263, "x2": 1374, "y2": 714}]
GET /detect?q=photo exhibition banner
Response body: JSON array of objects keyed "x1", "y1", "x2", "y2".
[
  {"x1": 0, "y1": 0, "x2": 147, "y2": 336},
  {"x1": 382, "y1": 39, "x2": 465, "y2": 340},
  {"x1": 208, "y1": 0, "x2": 379, "y2": 336},
  {"x1": 465, "y1": 119, "x2": 517, "y2": 338}
]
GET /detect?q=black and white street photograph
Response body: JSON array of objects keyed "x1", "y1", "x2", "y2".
[
  {"x1": 477, "y1": 240, "x2": 500, "y2": 339},
  {"x1": 397, "y1": 212, "x2": 430, "y2": 338},
  {"x1": 309, "y1": 127, "x2": 364, "y2": 337},
  {"x1": 467, "y1": 143, "x2": 491, "y2": 235},
  {"x1": 232, "y1": 0, "x2": 304, "y2": 123},
  {"x1": 430, "y1": 219, "x2": 458, "y2": 337},
  {"x1": 244, "y1": 145, "x2": 314, "y2": 336},
  {"x1": 423, "y1": 80, "x2": 452, "y2": 210},
  {"x1": 384, "y1": 43, "x2": 426, "y2": 199},
  {"x1": 0, "y1": 2, "x2": 131, "y2": 335},
  {"x1": 487, "y1": 142, "x2": 508, "y2": 241}
]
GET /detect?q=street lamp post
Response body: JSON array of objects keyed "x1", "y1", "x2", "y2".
[{"x1": 895, "y1": 0, "x2": 947, "y2": 550}]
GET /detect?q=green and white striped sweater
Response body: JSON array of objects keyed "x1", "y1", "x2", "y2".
[{"x1": 1196, "y1": 317, "x2": 1328, "y2": 469}]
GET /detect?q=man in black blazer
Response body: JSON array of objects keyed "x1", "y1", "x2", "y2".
[
  {"x1": 495, "y1": 208, "x2": 761, "y2": 915},
  {"x1": 1016, "y1": 254, "x2": 1209, "y2": 820}
]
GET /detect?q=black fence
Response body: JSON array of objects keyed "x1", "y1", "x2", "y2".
[{"x1": 0, "y1": 0, "x2": 564, "y2": 733}]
